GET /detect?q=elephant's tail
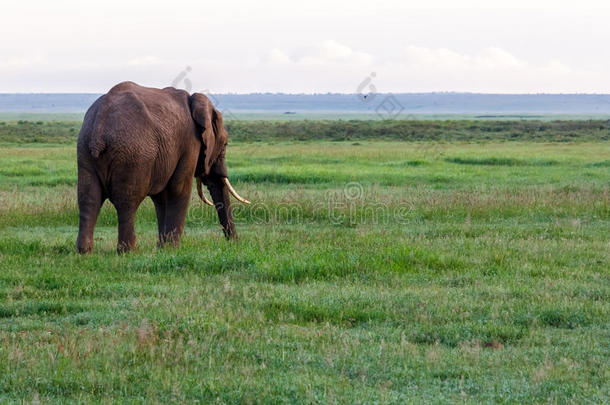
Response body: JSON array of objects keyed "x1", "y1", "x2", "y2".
[
  {"x1": 79, "y1": 94, "x2": 108, "y2": 160},
  {"x1": 87, "y1": 98, "x2": 109, "y2": 159},
  {"x1": 89, "y1": 134, "x2": 106, "y2": 159}
]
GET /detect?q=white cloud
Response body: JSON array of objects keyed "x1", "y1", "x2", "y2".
[
  {"x1": 0, "y1": 42, "x2": 599, "y2": 93},
  {"x1": 264, "y1": 49, "x2": 292, "y2": 65},
  {"x1": 263, "y1": 41, "x2": 373, "y2": 67},
  {"x1": 245, "y1": 44, "x2": 589, "y2": 93},
  {"x1": 541, "y1": 60, "x2": 572, "y2": 75},
  {"x1": 363, "y1": 45, "x2": 595, "y2": 93},
  {"x1": 290, "y1": 40, "x2": 374, "y2": 65},
  {"x1": 403, "y1": 46, "x2": 526, "y2": 71},
  {"x1": 0, "y1": 55, "x2": 46, "y2": 69},
  {"x1": 127, "y1": 56, "x2": 164, "y2": 66}
]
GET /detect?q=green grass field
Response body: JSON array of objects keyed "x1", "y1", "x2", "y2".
[{"x1": 0, "y1": 122, "x2": 609, "y2": 403}]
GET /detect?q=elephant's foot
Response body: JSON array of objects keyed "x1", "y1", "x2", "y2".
[
  {"x1": 117, "y1": 240, "x2": 137, "y2": 254},
  {"x1": 77, "y1": 244, "x2": 93, "y2": 254},
  {"x1": 157, "y1": 230, "x2": 181, "y2": 249},
  {"x1": 76, "y1": 236, "x2": 94, "y2": 254},
  {"x1": 156, "y1": 241, "x2": 180, "y2": 250}
]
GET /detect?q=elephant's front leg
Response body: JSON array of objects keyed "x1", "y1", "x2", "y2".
[
  {"x1": 151, "y1": 192, "x2": 167, "y2": 247},
  {"x1": 160, "y1": 193, "x2": 191, "y2": 247}
]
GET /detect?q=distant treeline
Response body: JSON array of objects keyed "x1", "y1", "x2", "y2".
[
  {"x1": 0, "y1": 121, "x2": 80, "y2": 143},
  {"x1": 226, "y1": 120, "x2": 610, "y2": 142},
  {"x1": 1, "y1": 119, "x2": 609, "y2": 144}
]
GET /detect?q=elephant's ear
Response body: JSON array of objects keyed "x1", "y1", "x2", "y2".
[{"x1": 190, "y1": 93, "x2": 227, "y2": 176}]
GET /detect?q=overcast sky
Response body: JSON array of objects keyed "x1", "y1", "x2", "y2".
[{"x1": 2, "y1": 0, "x2": 610, "y2": 93}]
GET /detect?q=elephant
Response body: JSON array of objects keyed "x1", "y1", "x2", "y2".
[{"x1": 76, "y1": 81, "x2": 249, "y2": 254}]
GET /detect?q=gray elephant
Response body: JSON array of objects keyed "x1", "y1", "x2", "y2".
[{"x1": 76, "y1": 81, "x2": 249, "y2": 253}]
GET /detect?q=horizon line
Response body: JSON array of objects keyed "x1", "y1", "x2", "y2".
[{"x1": 3, "y1": 91, "x2": 610, "y2": 96}]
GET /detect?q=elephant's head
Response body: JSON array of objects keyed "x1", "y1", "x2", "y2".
[{"x1": 190, "y1": 93, "x2": 250, "y2": 240}]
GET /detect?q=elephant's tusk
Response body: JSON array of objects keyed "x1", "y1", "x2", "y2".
[
  {"x1": 196, "y1": 178, "x2": 214, "y2": 206},
  {"x1": 223, "y1": 177, "x2": 251, "y2": 204}
]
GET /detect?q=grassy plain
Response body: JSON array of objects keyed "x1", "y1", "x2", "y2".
[{"x1": 0, "y1": 121, "x2": 608, "y2": 403}]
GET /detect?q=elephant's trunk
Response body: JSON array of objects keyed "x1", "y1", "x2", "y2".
[{"x1": 206, "y1": 178, "x2": 237, "y2": 240}]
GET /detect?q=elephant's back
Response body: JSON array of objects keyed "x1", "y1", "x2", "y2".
[{"x1": 82, "y1": 82, "x2": 192, "y2": 161}]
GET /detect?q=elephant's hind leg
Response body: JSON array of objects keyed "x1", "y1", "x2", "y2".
[{"x1": 77, "y1": 170, "x2": 104, "y2": 254}]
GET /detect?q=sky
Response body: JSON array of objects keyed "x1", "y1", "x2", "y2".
[{"x1": 1, "y1": 0, "x2": 610, "y2": 93}]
